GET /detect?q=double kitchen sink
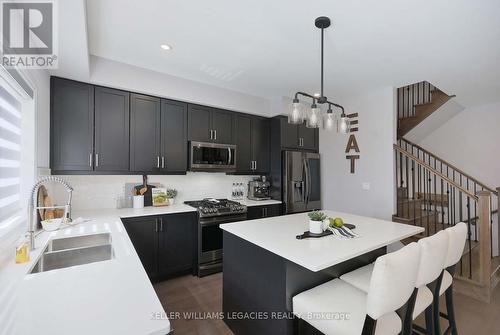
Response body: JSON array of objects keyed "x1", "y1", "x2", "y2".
[{"x1": 29, "y1": 233, "x2": 114, "y2": 274}]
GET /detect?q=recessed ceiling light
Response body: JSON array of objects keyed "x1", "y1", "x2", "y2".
[{"x1": 160, "y1": 44, "x2": 172, "y2": 50}]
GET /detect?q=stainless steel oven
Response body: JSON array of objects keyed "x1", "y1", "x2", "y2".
[
  {"x1": 198, "y1": 213, "x2": 247, "y2": 276},
  {"x1": 189, "y1": 141, "x2": 236, "y2": 172}
]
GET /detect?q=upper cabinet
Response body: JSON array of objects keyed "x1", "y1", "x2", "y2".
[
  {"x1": 160, "y1": 99, "x2": 188, "y2": 173},
  {"x1": 187, "y1": 105, "x2": 234, "y2": 144},
  {"x1": 235, "y1": 114, "x2": 270, "y2": 174},
  {"x1": 277, "y1": 116, "x2": 318, "y2": 152},
  {"x1": 129, "y1": 94, "x2": 188, "y2": 174},
  {"x1": 94, "y1": 87, "x2": 130, "y2": 172},
  {"x1": 50, "y1": 76, "x2": 274, "y2": 175},
  {"x1": 187, "y1": 104, "x2": 211, "y2": 142},
  {"x1": 129, "y1": 94, "x2": 161, "y2": 173},
  {"x1": 50, "y1": 78, "x2": 94, "y2": 172}
]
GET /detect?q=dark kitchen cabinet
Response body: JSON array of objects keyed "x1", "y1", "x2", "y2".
[
  {"x1": 235, "y1": 115, "x2": 253, "y2": 172},
  {"x1": 130, "y1": 94, "x2": 161, "y2": 173},
  {"x1": 211, "y1": 109, "x2": 234, "y2": 144},
  {"x1": 122, "y1": 215, "x2": 159, "y2": 277},
  {"x1": 188, "y1": 105, "x2": 234, "y2": 144},
  {"x1": 50, "y1": 77, "x2": 94, "y2": 172},
  {"x1": 276, "y1": 116, "x2": 318, "y2": 152},
  {"x1": 235, "y1": 115, "x2": 270, "y2": 174},
  {"x1": 188, "y1": 104, "x2": 212, "y2": 142},
  {"x1": 129, "y1": 94, "x2": 161, "y2": 173},
  {"x1": 130, "y1": 95, "x2": 188, "y2": 174},
  {"x1": 160, "y1": 99, "x2": 188, "y2": 173},
  {"x1": 94, "y1": 87, "x2": 130, "y2": 172},
  {"x1": 252, "y1": 117, "x2": 270, "y2": 173},
  {"x1": 247, "y1": 204, "x2": 282, "y2": 220},
  {"x1": 281, "y1": 118, "x2": 300, "y2": 149},
  {"x1": 298, "y1": 123, "x2": 317, "y2": 151},
  {"x1": 158, "y1": 213, "x2": 196, "y2": 276},
  {"x1": 122, "y1": 212, "x2": 196, "y2": 280}
]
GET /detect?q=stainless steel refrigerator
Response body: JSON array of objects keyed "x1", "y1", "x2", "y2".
[{"x1": 283, "y1": 151, "x2": 321, "y2": 213}]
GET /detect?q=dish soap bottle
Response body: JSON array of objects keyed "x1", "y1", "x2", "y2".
[{"x1": 15, "y1": 235, "x2": 30, "y2": 264}]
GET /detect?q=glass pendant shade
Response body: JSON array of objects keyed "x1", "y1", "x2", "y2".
[
  {"x1": 323, "y1": 112, "x2": 335, "y2": 131},
  {"x1": 288, "y1": 102, "x2": 304, "y2": 124},
  {"x1": 306, "y1": 106, "x2": 321, "y2": 128},
  {"x1": 338, "y1": 115, "x2": 351, "y2": 134}
]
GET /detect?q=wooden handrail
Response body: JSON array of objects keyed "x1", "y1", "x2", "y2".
[
  {"x1": 399, "y1": 138, "x2": 498, "y2": 196},
  {"x1": 394, "y1": 144, "x2": 478, "y2": 200}
]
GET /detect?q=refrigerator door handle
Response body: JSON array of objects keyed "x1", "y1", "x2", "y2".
[{"x1": 303, "y1": 158, "x2": 309, "y2": 204}]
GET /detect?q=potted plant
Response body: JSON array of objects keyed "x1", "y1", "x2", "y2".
[
  {"x1": 166, "y1": 188, "x2": 178, "y2": 205},
  {"x1": 307, "y1": 211, "x2": 328, "y2": 234}
]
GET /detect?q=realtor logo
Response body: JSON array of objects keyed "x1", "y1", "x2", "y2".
[{"x1": 1, "y1": 0, "x2": 58, "y2": 68}]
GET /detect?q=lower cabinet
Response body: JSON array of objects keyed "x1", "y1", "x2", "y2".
[
  {"x1": 246, "y1": 204, "x2": 282, "y2": 220},
  {"x1": 122, "y1": 212, "x2": 196, "y2": 280}
]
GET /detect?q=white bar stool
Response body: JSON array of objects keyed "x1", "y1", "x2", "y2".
[
  {"x1": 292, "y1": 242, "x2": 421, "y2": 335},
  {"x1": 340, "y1": 230, "x2": 449, "y2": 335},
  {"x1": 436, "y1": 222, "x2": 467, "y2": 335}
]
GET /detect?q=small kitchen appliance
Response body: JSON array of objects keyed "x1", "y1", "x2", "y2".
[{"x1": 247, "y1": 176, "x2": 271, "y2": 201}]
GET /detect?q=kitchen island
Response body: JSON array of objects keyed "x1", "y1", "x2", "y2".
[{"x1": 220, "y1": 210, "x2": 424, "y2": 335}]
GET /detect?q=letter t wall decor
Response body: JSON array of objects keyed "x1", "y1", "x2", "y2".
[{"x1": 344, "y1": 113, "x2": 360, "y2": 173}]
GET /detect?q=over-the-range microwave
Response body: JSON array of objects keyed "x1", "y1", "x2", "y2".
[{"x1": 189, "y1": 141, "x2": 236, "y2": 172}]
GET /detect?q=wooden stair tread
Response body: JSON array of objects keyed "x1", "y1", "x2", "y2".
[{"x1": 398, "y1": 90, "x2": 454, "y2": 137}]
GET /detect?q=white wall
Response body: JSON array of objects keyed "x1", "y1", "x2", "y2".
[
  {"x1": 320, "y1": 87, "x2": 397, "y2": 220},
  {"x1": 89, "y1": 56, "x2": 272, "y2": 116},
  {"x1": 417, "y1": 101, "x2": 500, "y2": 190}
]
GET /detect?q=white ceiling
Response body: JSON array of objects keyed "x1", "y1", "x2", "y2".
[{"x1": 86, "y1": 0, "x2": 500, "y2": 107}]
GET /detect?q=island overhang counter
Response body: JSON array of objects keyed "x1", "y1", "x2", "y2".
[{"x1": 220, "y1": 210, "x2": 424, "y2": 335}]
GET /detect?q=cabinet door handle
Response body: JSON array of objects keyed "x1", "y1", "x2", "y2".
[
  {"x1": 160, "y1": 218, "x2": 163, "y2": 232},
  {"x1": 214, "y1": 130, "x2": 217, "y2": 141},
  {"x1": 155, "y1": 218, "x2": 158, "y2": 232},
  {"x1": 157, "y1": 156, "x2": 160, "y2": 168},
  {"x1": 89, "y1": 153, "x2": 93, "y2": 167},
  {"x1": 161, "y1": 156, "x2": 165, "y2": 169},
  {"x1": 95, "y1": 153, "x2": 99, "y2": 167},
  {"x1": 209, "y1": 129, "x2": 213, "y2": 140}
]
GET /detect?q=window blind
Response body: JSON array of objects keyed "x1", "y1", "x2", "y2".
[{"x1": 0, "y1": 85, "x2": 22, "y2": 237}]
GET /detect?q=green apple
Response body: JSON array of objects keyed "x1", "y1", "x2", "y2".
[{"x1": 329, "y1": 217, "x2": 344, "y2": 228}]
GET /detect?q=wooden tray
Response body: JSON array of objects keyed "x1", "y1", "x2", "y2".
[{"x1": 296, "y1": 224, "x2": 356, "y2": 240}]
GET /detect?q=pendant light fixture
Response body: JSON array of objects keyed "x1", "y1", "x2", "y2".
[{"x1": 289, "y1": 16, "x2": 347, "y2": 133}]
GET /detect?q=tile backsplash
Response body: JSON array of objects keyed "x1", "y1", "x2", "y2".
[{"x1": 49, "y1": 173, "x2": 256, "y2": 210}]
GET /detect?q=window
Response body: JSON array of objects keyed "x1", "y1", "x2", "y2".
[
  {"x1": 0, "y1": 68, "x2": 34, "y2": 255},
  {"x1": 0, "y1": 84, "x2": 22, "y2": 238}
]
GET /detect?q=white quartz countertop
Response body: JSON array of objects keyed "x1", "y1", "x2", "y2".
[
  {"x1": 2, "y1": 210, "x2": 172, "y2": 335},
  {"x1": 220, "y1": 210, "x2": 424, "y2": 272}
]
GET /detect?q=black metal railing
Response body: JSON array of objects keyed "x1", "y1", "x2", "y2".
[
  {"x1": 394, "y1": 142, "x2": 497, "y2": 282},
  {"x1": 397, "y1": 81, "x2": 436, "y2": 120}
]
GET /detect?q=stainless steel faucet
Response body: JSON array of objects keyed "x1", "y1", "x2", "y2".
[{"x1": 27, "y1": 176, "x2": 73, "y2": 249}]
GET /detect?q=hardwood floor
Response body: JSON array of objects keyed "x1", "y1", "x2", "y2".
[
  {"x1": 154, "y1": 273, "x2": 232, "y2": 335},
  {"x1": 154, "y1": 273, "x2": 500, "y2": 335}
]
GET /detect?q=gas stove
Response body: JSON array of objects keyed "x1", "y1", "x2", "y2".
[{"x1": 184, "y1": 198, "x2": 247, "y2": 218}]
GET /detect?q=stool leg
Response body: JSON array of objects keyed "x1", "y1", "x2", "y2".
[
  {"x1": 433, "y1": 295, "x2": 441, "y2": 335},
  {"x1": 445, "y1": 286, "x2": 458, "y2": 335},
  {"x1": 424, "y1": 306, "x2": 434, "y2": 335}
]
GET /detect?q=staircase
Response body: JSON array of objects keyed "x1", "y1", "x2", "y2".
[
  {"x1": 397, "y1": 81, "x2": 456, "y2": 138},
  {"x1": 394, "y1": 138, "x2": 500, "y2": 302}
]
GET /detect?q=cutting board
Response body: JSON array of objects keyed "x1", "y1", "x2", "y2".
[{"x1": 129, "y1": 176, "x2": 157, "y2": 207}]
